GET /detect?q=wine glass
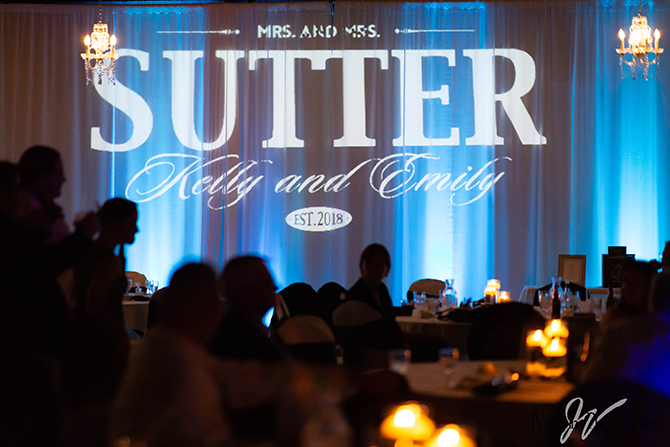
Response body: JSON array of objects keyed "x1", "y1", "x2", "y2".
[
  {"x1": 439, "y1": 348, "x2": 460, "y2": 388},
  {"x1": 388, "y1": 348, "x2": 411, "y2": 375}
]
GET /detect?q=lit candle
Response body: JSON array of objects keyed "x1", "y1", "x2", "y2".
[
  {"x1": 544, "y1": 319, "x2": 569, "y2": 338},
  {"x1": 499, "y1": 291, "x2": 511, "y2": 303},
  {"x1": 484, "y1": 285, "x2": 497, "y2": 304},
  {"x1": 542, "y1": 338, "x2": 567, "y2": 357},
  {"x1": 526, "y1": 329, "x2": 547, "y2": 348},
  {"x1": 484, "y1": 279, "x2": 501, "y2": 304},
  {"x1": 619, "y1": 29, "x2": 625, "y2": 53},
  {"x1": 380, "y1": 403, "x2": 435, "y2": 442},
  {"x1": 655, "y1": 29, "x2": 660, "y2": 53}
]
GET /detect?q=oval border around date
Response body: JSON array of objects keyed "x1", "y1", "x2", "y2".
[{"x1": 286, "y1": 207, "x2": 353, "y2": 232}]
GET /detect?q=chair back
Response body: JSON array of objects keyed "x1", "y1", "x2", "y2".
[
  {"x1": 278, "y1": 282, "x2": 319, "y2": 317},
  {"x1": 277, "y1": 315, "x2": 337, "y2": 365},
  {"x1": 317, "y1": 282, "x2": 347, "y2": 325},
  {"x1": 332, "y1": 300, "x2": 383, "y2": 327},
  {"x1": 467, "y1": 302, "x2": 545, "y2": 360},
  {"x1": 407, "y1": 279, "x2": 445, "y2": 302},
  {"x1": 277, "y1": 315, "x2": 335, "y2": 344},
  {"x1": 125, "y1": 271, "x2": 147, "y2": 288}
]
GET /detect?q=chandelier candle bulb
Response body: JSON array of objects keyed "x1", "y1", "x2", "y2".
[
  {"x1": 619, "y1": 29, "x2": 625, "y2": 53},
  {"x1": 655, "y1": 29, "x2": 660, "y2": 52}
]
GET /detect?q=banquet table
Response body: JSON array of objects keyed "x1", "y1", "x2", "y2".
[
  {"x1": 122, "y1": 299, "x2": 150, "y2": 334},
  {"x1": 396, "y1": 315, "x2": 471, "y2": 355},
  {"x1": 405, "y1": 360, "x2": 574, "y2": 447}
]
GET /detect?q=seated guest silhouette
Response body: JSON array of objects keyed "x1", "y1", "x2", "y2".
[
  {"x1": 209, "y1": 255, "x2": 286, "y2": 362},
  {"x1": 584, "y1": 271, "x2": 670, "y2": 398},
  {"x1": 111, "y1": 263, "x2": 230, "y2": 446},
  {"x1": 601, "y1": 260, "x2": 656, "y2": 331},
  {"x1": 337, "y1": 244, "x2": 403, "y2": 366},
  {"x1": 348, "y1": 244, "x2": 403, "y2": 342}
]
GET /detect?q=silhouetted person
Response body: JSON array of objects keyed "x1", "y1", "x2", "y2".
[
  {"x1": 0, "y1": 161, "x2": 96, "y2": 447},
  {"x1": 601, "y1": 261, "x2": 656, "y2": 331},
  {"x1": 18, "y1": 146, "x2": 68, "y2": 244},
  {"x1": 585, "y1": 271, "x2": 670, "y2": 398},
  {"x1": 18, "y1": 145, "x2": 94, "y2": 303},
  {"x1": 662, "y1": 241, "x2": 670, "y2": 273},
  {"x1": 0, "y1": 161, "x2": 97, "y2": 357},
  {"x1": 111, "y1": 263, "x2": 230, "y2": 446},
  {"x1": 209, "y1": 255, "x2": 285, "y2": 362},
  {"x1": 346, "y1": 243, "x2": 403, "y2": 348},
  {"x1": 68, "y1": 198, "x2": 139, "y2": 405}
]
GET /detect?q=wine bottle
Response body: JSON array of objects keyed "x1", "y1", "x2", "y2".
[{"x1": 552, "y1": 285, "x2": 561, "y2": 319}]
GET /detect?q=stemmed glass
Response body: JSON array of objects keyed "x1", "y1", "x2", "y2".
[
  {"x1": 539, "y1": 291, "x2": 552, "y2": 319},
  {"x1": 439, "y1": 347, "x2": 460, "y2": 388},
  {"x1": 388, "y1": 348, "x2": 411, "y2": 375}
]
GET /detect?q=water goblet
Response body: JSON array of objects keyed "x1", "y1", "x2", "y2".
[
  {"x1": 540, "y1": 291, "x2": 552, "y2": 319},
  {"x1": 439, "y1": 348, "x2": 460, "y2": 388},
  {"x1": 388, "y1": 348, "x2": 411, "y2": 375}
]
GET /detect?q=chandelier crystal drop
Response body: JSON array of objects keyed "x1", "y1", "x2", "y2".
[
  {"x1": 81, "y1": 7, "x2": 118, "y2": 85},
  {"x1": 616, "y1": 2, "x2": 663, "y2": 80}
]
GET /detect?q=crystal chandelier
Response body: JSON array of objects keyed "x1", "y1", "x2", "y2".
[
  {"x1": 81, "y1": 6, "x2": 118, "y2": 85},
  {"x1": 616, "y1": 2, "x2": 663, "y2": 80}
]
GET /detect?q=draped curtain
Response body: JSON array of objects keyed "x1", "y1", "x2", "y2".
[{"x1": 2, "y1": 1, "x2": 668, "y2": 302}]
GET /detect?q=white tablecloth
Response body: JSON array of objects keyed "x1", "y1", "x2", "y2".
[
  {"x1": 123, "y1": 300, "x2": 150, "y2": 333},
  {"x1": 396, "y1": 315, "x2": 471, "y2": 354},
  {"x1": 405, "y1": 361, "x2": 574, "y2": 447}
]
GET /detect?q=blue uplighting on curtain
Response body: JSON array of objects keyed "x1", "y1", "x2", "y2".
[{"x1": 1, "y1": 1, "x2": 669, "y2": 301}]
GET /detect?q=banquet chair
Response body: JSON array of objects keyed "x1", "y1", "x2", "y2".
[
  {"x1": 317, "y1": 282, "x2": 348, "y2": 327},
  {"x1": 278, "y1": 282, "x2": 319, "y2": 317},
  {"x1": 125, "y1": 271, "x2": 147, "y2": 289},
  {"x1": 332, "y1": 301, "x2": 390, "y2": 370},
  {"x1": 467, "y1": 302, "x2": 545, "y2": 360},
  {"x1": 332, "y1": 300, "x2": 383, "y2": 327},
  {"x1": 276, "y1": 315, "x2": 337, "y2": 365},
  {"x1": 407, "y1": 278, "x2": 445, "y2": 302}
]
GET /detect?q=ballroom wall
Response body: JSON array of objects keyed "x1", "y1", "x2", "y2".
[{"x1": 1, "y1": 1, "x2": 668, "y2": 302}]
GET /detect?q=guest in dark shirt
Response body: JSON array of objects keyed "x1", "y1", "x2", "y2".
[
  {"x1": 0, "y1": 161, "x2": 97, "y2": 446},
  {"x1": 662, "y1": 241, "x2": 670, "y2": 273},
  {"x1": 18, "y1": 145, "x2": 68, "y2": 244},
  {"x1": 209, "y1": 255, "x2": 285, "y2": 362},
  {"x1": 602, "y1": 261, "x2": 656, "y2": 331},
  {"x1": 346, "y1": 243, "x2": 403, "y2": 349},
  {"x1": 585, "y1": 271, "x2": 670, "y2": 398}
]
